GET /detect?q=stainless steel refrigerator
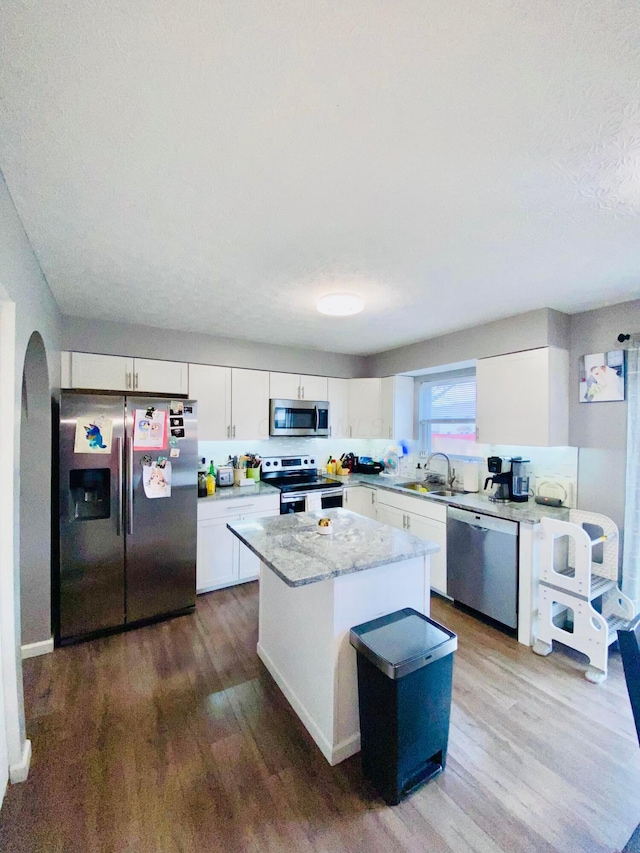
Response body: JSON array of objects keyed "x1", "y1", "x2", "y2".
[{"x1": 58, "y1": 392, "x2": 198, "y2": 643}]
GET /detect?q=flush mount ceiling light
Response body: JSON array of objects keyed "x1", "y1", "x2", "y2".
[{"x1": 316, "y1": 293, "x2": 364, "y2": 316}]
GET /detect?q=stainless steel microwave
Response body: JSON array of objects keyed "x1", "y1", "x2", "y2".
[{"x1": 269, "y1": 399, "x2": 330, "y2": 437}]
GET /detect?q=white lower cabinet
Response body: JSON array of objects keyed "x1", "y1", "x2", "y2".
[
  {"x1": 375, "y1": 489, "x2": 448, "y2": 596},
  {"x1": 375, "y1": 500, "x2": 405, "y2": 530},
  {"x1": 405, "y1": 513, "x2": 447, "y2": 596},
  {"x1": 196, "y1": 494, "x2": 279, "y2": 593},
  {"x1": 343, "y1": 485, "x2": 377, "y2": 518}
]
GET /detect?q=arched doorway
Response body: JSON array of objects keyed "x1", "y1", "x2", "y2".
[{"x1": 19, "y1": 332, "x2": 51, "y2": 650}]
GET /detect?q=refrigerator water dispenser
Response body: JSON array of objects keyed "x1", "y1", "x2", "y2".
[{"x1": 69, "y1": 468, "x2": 111, "y2": 521}]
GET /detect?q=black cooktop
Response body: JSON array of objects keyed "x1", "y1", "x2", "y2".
[{"x1": 266, "y1": 474, "x2": 343, "y2": 493}]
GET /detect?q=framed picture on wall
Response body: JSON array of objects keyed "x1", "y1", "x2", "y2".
[{"x1": 579, "y1": 350, "x2": 626, "y2": 403}]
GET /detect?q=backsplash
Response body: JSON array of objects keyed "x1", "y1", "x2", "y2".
[
  {"x1": 198, "y1": 438, "x2": 578, "y2": 504},
  {"x1": 198, "y1": 437, "x2": 396, "y2": 469}
]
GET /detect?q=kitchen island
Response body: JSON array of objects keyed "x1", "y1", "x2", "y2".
[{"x1": 227, "y1": 508, "x2": 439, "y2": 765}]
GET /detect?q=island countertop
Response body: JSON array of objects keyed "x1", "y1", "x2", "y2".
[{"x1": 227, "y1": 507, "x2": 439, "y2": 588}]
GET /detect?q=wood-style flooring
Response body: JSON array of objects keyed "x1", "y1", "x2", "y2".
[{"x1": 1, "y1": 584, "x2": 639, "y2": 853}]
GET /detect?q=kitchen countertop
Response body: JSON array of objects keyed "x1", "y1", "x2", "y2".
[
  {"x1": 227, "y1": 507, "x2": 439, "y2": 587},
  {"x1": 197, "y1": 481, "x2": 280, "y2": 502},
  {"x1": 199, "y1": 471, "x2": 570, "y2": 524},
  {"x1": 335, "y1": 473, "x2": 571, "y2": 524}
]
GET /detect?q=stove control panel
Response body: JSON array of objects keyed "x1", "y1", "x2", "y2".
[{"x1": 262, "y1": 456, "x2": 316, "y2": 472}]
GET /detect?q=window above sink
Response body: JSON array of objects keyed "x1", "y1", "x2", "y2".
[{"x1": 418, "y1": 369, "x2": 478, "y2": 458}]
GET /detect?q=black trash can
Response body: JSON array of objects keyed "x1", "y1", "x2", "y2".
[{"x1": 350, "y1": 607, "x2": 457, "y2": 805}]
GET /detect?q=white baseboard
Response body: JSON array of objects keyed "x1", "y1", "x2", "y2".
[
  {"x1": 21, "y1": 637, "x2": 54, "y2": 659},
  {"x1": 9, "y1": 739, "x2": 31, "y2": 783},
  {"x1": 257, "y1": 643, "x2": 360, "y2": 766}
]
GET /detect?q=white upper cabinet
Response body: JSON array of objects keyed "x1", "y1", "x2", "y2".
[
  {"x1": 269, "y1": 372, "x2": 300, "y2": 400},
  {"x1": 381, "y1": 375, "x2": 415, "y2": 441},
  {"x1": 231, "y1": 368, "x2": 270, "y2": 440},
  {"x1": 269, "y1": 372, "x2": 328, "y2": 401},
  {"x1": 133, "y1": 358, "x2": 188, "y2": 395},
  {"x1": 62, "y1": 352, "x2": 188, "y2": 395},
  {"x1": 476, "y1": 347, "x2": 569, "y2": 446},
  {"x1": 189, "y1": 364, "x2": 232, "y2": 440},
  {"x1": 63, "y1": 352, "x2": 134, "y2": 391},
  {"x1": 348, "y1": 378, "x2": 383, "y2": 438},
  {"x1": 300, "y1": 374, "x2": 328, "y2": 400},
  {"x1": 328, "y1": 377, "x2": 349, "y2": 439}
]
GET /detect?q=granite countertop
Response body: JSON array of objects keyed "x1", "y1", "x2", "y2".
[
  {"x1": 198, "y1": 481, "x2": 280, "y2": 502},
  {"x1": 227, "y1": 507, "x2": 440, "y2": 587},
  {"x1": 336, "y1": 473, "x2": 570, "y2": 524}
]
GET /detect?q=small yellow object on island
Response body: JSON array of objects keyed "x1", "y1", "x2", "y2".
[{"x1": 317, "y1": 517, "x2": 333, "y2": 535}]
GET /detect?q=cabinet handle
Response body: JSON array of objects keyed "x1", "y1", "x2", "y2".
[
  {"x1": 407, "y1": 515, "x2": 411, "y2": 531},
  {"x1": 476, "y1": 427, "x2": 480, "y2": 441},
  {"x1": 301, "y1": 386, "x2": 304, "y2": 399},
  {"x1": 297, "y1": 385, "x2": 301, "y2": 399},
  {"x1": 227, "y1": 425, "x2": 230, "y2": 438},
  {"x1": 126, "y1": 371, "x2": 132, "y2": 389},
  {"x1": 233, "y1": 425, "x2": 236, "y2": 438},
  {"x1": 329, "y1": 426, "x2": 332, "y2": 437},
  {"x1": 371, "y1": 491, "x2": 375, "y2": 505},
  {"x1": 134, "y1": 372, "x2": 139, "y2": 390}
]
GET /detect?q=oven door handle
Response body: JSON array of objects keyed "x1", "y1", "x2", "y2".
[
  {"x1": 282, "y1": 492, "x2": 311, "y2": 503},
  {"x1": 320, "y1": 489, "x2": 344, "y2": 498}
]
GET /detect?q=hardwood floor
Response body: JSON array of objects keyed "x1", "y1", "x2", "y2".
[{"x1": 1, "y1": 585, "x2": 639, "y2": 853}]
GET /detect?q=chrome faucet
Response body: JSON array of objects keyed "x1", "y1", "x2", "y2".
[{"x1": 424, "y1": 452, "x2": 456, "y2": 489}]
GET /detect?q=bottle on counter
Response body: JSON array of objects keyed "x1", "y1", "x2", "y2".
[
  {"x1": 206, "y1": 460, "x2": 216, "y2": 496},
  {"x1": 198, "y1": 458, "x2": 208, "y2": 498}
]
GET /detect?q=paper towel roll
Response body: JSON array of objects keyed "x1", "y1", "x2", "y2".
[{"x1": 462, "y1": 461, "x2": 480, "y2": 492}]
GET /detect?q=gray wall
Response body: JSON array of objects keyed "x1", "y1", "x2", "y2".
[
  {"x1": 364, "y1": 308, "x2": 569, "y2": 376},
  {"x1": 569, "y1": 300, "x2": 640, "y2": 530},
  {"x1": 62, "y1": 317, "x2": 367, "y2": 378},
  {"x1": 0, "y1": 171, "x2": 61, "y2": 757}
]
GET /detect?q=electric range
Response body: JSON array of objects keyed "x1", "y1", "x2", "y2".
[{"x1": 261, "y1": 456, "x2": 344, "y2": 514}]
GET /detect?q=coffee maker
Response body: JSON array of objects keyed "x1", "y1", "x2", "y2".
[
  {"x1": 485, "y1": 456, "x2": 511, "y2": 503},
  {"x1": 510, "y1": 457, "x2": 530, "y2": 503}
]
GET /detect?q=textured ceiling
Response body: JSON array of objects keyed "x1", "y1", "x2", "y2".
[{"x1": 1, "y1": 0, "x2": 640, "y2": 355}]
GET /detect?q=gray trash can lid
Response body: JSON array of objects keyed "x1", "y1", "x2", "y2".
[{"x1": 349, "y1": 608, "x2": 457, "y2": 679}]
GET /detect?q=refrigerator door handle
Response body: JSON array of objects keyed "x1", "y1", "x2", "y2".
[
  {"x1": 116, "y1": 437, "x2": 123, "y2": 536},
  {"x1": 128, "y1": 437, "x2": 134, "y2": 535}
]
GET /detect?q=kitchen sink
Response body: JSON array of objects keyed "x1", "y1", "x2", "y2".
[{"x1": 397, "y1": 483, "x2": 469, "y2": 497}]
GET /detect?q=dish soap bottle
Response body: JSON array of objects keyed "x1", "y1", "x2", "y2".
[{"x1": 206, "y1": 461, "x2": 216, "y2": 496}]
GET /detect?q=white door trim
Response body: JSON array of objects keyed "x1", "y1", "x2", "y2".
[
  {"x1": 0, "y1": 300, "x2": 30, "y2": 800},
  {"x1": 21, "y1": 638, "x2": 54, "y2": 659}
]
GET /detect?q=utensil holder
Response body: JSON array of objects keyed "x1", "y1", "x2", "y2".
[
  {"x1": 247, "y1": 468, "x2": 260, "y2": 481},
  {"x1": 233, "y1": 469, "x2": 246, "y2": 486}
]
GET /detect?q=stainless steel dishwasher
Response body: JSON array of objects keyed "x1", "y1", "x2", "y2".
[{"x1": 447, "y1": 507, "x2": 519, "y2": 629}]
